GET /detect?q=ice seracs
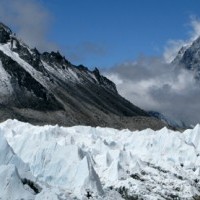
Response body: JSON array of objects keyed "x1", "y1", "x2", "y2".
[
  {"x1": 0, "y1": 131, "x2": 31, "y2": 179},
  {"x1": 1, "y1": 119, "x2": 200, "y2": 199},
  {"x1": 0, "y1": 164, "x2": 35, "y2": 200},
  {"x1": 0, "y1": 131, "x2": 38, "y2": 200}
]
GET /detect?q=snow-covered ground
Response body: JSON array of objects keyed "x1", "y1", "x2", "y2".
[{"x1": 1, "y1": 120, "x2": 200, "y2": 199}]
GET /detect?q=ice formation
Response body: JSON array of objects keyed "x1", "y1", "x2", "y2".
[{"x1": 1, "y1": 119, "x2": 200, "y2": 199}]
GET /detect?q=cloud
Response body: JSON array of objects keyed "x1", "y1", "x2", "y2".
[
  {"x1": 190, "y1": 16, "x2": 200, "y2": 40},
  {"x1": 103, "y1": 16, "x2": 200, "y2": 126},
  {"x1": 163, "y1": 40, "x2": 188, "y2": 63},
  {"x1": 164, "y1": 17, "x2": 200, "y2": 63},
  {"x1": 0, "y1": 0, "x2": 57, "y2": 51},
  {"x1": 104, "y1": 56, "x2": 200, "y2": 126}
]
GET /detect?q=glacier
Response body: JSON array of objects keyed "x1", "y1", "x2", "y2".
[{"x1": 1, "y1": 120, "x2": 200, "y2": 199}]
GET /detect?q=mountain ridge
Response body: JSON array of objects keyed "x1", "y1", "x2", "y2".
[
  {"x1": 0, "y1": 22, "x2": 165, "y2": 130},
  {"x1": 172, "y1": 35, "x2": 200, "y2": 79}
]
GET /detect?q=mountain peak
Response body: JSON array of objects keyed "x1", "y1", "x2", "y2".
[
  {"x1": 0, "y1": 22, "x2": 12, "y2": 44},
  {"x1": 172, "y1": 35, "x2": 200, "y2": 79},
  {"x1": 0, "y1": 22, "x2": 12, "y2": 33}
]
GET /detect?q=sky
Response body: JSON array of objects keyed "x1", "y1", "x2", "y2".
[
  {"x1": 1, "y1": 0, "x2": 200, "y2": 125},
  {"x1": 1, "y1": 0, "x2": 200, "y2": 68},
  {"x1": 45, "y1": 0, "x2": 200, "y2": 68}
]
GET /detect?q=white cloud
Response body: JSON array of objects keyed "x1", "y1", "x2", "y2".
[
  {"x1": 104, "y1": 55, "x2": 200, "y2": 126},
  {"x1": 0, "y1": 0, "x2": 57, "y2": 51},
  {"x1": 190, "y1": 17, "x2": 200, "y2": 40},
  {"x1": 163, "y1": 40, "x2": 188, "y2": 63}
]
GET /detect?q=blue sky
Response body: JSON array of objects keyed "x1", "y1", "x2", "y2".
[
  {"x1": 42, "y1": 0, "x2": 200, "y2": 68},
  {"x1": 2, "y1": 0, "x2": 200, "y2": 69}
]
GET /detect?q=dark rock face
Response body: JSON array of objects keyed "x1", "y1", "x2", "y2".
[
  {"x1": 0, "y1": 22, "x2": 165, "y2": 130},
  {"x1": 148, "y1": 111, "x2": 188, "y2": 130},
  {"x1": 0, "y1": 23, "x2": 11, "y2": 43},
  {"x1": 0, "y1": 50, "x2": 63, "y2": 111}
]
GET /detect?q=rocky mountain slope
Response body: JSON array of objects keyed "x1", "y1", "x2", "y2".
[
  {"x1": 0, "y1": 22, "x2": 165, "y2": 130},
  {"x1": 173, "y1": 36, "x2": 200, "y2": 79}
]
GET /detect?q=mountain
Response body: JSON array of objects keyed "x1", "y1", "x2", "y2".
[
  {"x1": 148, "y1": 111, "x2": 189, "y2": 130},
  {"x1": 149, "y1": 35, "x2": 200, "y2": 129},
  {"x1": 173, "y1": 36, "x2": 200, "y2": 79},
  {"x1": 0, "y1": 22, "x2": 165, "y2": 130}
]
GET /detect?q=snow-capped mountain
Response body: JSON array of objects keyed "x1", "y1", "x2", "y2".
[
  {"x1": 1, "y1": 119, "x2": 200, "y2": 199},
  {"x1": 147, "y1": 35, "x2": 200, "y2": 129},
  {"x1": 0, "y1": 22, "x2": 165, "y2": 130},
  {"x1": 173, "y1": 36, "x2": 200, "y2": 79}
]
